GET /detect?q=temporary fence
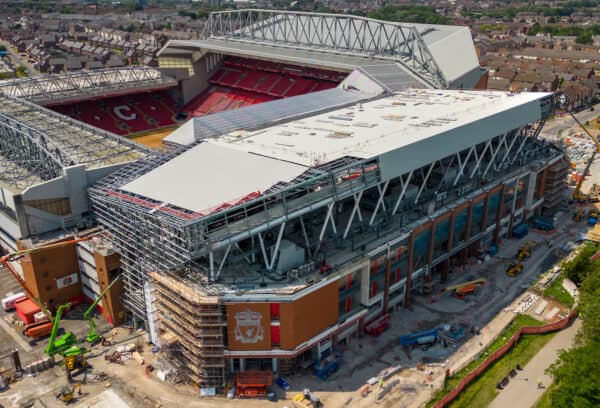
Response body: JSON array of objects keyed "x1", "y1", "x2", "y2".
[{"x1": 434, "y1": 310, "x2": 577, "y2": 408}]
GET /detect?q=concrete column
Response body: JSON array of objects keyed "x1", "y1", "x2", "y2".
[
  {"x1": 465, "y1": 201, "x2": 473, "y2": 240},
  {"x1": 538, "y1": 168, "x2": 549, "y2": 199},
  {"x1": 494, "y1": 185, "x2": 506, "y2": 244},
  {"x1": 230, "y1": 358, "x2": 235, "y2": 373},
  {"x1": 405, "y1": 232, "x2": 415, "y2": 309},
  {"x1": 383, "y1": 256, "x2": 391, "y2": 312},
  {"x1": 272, "y1": 358, "x2": 278, "y2": 374},
  {"x1": 239, "y1": 358, "x2": 245, "y2": 372},
  {"x1": 427, "y1": 221, "x2": 435, "y2": 265},
  {"x1": 481, "y1": 191, "x2": 490, "y2": 233},
  {"x1": 445, "y1": 210, "x2": 455, "y2": 282}
]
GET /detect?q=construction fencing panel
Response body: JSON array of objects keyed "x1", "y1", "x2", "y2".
[{"x1": 434, "y1": 311, "x2": 577, "y2": 408}]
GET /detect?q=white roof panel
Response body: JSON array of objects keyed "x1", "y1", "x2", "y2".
[
  {"x1": 122, "y1": 89, "x2": 550, "y2": 213},
  {"x1": 122, "y1": 143, "x2": 307, "y2": 213},
  {"x1": 207, "y1": 89, "x2": 550, "y2": 168}
]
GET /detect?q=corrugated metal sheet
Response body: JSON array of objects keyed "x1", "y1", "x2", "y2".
[{"x1": 165, "y1": 87, "x2": 375, "y2": 146}]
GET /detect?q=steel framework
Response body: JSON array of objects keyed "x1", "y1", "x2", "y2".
[
  {"x1": 89, "y1": 114, "x2": 559, "y2": 327},
  {"x1": 200, "y1": 9, "x2": 447, "y2": 88},
  {"x1": 0, "y1": 67, "x2": 177, "y2": 106},
  {"x1": 0, "y1": 93, "x2": 151, "y2": 192}
]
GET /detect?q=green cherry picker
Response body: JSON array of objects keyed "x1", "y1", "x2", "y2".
[{"x1": 84, "y1": 274, "x2": 122, "y2": 344}]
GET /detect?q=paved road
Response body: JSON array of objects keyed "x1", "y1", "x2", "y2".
[
  {"x1": 541, "y1": 106, "x2": 599, "y2": 138},
  {"x1": 0, "y1": 39, "x2": 38, "y2": 77},
  {"x1": 489, "y1": 318, "x2": 581, "y2": 408}
]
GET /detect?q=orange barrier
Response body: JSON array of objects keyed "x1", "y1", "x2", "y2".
[{"x1": 434, "y1": 311, "x2": 577, "y2": 408}]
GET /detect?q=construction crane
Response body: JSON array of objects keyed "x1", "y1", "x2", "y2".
[
  {"x1": 83, "y1": 273, "x2": 122, "y2": 344},
  {"x1": 44, "y1": 303, "x2": 77, "y2": 357},
  {"x1": 570, "y1": 112, "x2": 600, "y2": 202}
]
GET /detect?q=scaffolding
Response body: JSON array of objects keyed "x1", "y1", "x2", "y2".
[
  {"x1": 0, "y1": 67, "x2": 177, "y2": 106},
  {"x1": 543, "y1": 157, "x2": 570, "y2": 211},
  {"x1": 150, "y1": 272, "x2": 225, "y2": 388}
]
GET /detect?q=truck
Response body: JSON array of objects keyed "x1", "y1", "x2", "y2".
[
  {"x1": 399, "y1": 328, "x2": 441, "y2": 346},
  {"x1": 533, "y1": 217, "x2": 553, "y2": 232},
  {"x1": 1, "y1": 292, "x2": 26, "y2": 312}
]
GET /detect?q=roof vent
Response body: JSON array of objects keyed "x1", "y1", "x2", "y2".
[{"x1": 327, "y1": 131, "x2": 353, "y2": 139}]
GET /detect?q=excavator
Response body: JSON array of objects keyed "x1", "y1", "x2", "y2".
[
  {"x1": 516, "y1": 241, "x2": 536, "y2": 262},
  {"x1": 506, "y1": 262, "x2": 523, "y2": 277},
  {"x1": 1, "y1": 236, "x2": 94, "y2": 339},
  {"x1": 83, "y1": 273, "x2": 122, "y2": 344},
  {"x1": 570, "y1": 113, "x2": 600, "y2": 203},
  {"x1": 56, "y1": 383, "x2": 81, "y2": 404}
]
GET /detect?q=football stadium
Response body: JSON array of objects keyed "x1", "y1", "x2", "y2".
[{"x1": 0, "y1": 10, "x2": 567, "y2": 389}]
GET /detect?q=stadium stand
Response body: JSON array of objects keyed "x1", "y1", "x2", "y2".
[
  {"x1": 51, "y1": 91, "x2": 178, "y2": 136},
  {"x1": 185, "y1": 56, "x2": 342, "y2": 117}
]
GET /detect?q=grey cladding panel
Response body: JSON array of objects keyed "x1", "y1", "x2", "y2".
[{"x1": 378, "y1": 98, "x2": 542, "y2": 180}]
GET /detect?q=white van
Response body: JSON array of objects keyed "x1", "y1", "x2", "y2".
[{"x1": 1, "y1": 292, "x2": 26, "y2": 312}]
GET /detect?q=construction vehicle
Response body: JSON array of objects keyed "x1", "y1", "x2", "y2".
[
  {"x1": 399, "y1": 328, "x2": 441, "y2": 346},
  {"x1": 56, "y1": 383, "x2": 81, "y2": 404},
  {"x1": 454, "y1": 284, "x2": 478, "y2": 300},
  {"x1": 293, "y1": 390, "x2": 323, "y2": 408},
  {"x1": 570, "y1": 113, "x2": 600, "y2": 203},
  {"x1": 83, "y1": 274, "x2": 122, "y2": 344},
  {"x1": 44, "y1": 303, "x2": 77, "y2": 357},
  {"x1": 506, "y1": 262, "x2": 523, "y2": 277},
  {"x1": 588, "y1": 208, "x2": 599, "y2": 226},
  {"x1": 443, "y1": 278, "x2": 486, "y2": 294},
  {"x1": 533, "y1": 217, "x2": 554, "y2": 231},
  {"x1": 64, "y1": 351, "x2": 88, "y2": 378},
  {"x1": 1, "y1": 236, "x2": 95, "y2": 338},
  {"x1": 517, "y1": 242, "x2": 536, "y2": 262}
]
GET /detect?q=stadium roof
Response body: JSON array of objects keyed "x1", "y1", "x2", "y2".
[
  {"x1": 165, "y1": 87, "x2": 378, "y2": 146},
  {"x1": 0, "y1": 67, "x2": 177, "y2": 106},
  {"x1": 161, "y1": 10, "x2": 481, "y2": 90},
  {"x1": 0, "y1": 93, "x2": 150, "y2": 193},
  {"x1": 122, "y1": 89, "x2": 551, "y2": 217}
]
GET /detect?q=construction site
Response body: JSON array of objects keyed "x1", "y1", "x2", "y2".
[{"x1": 0, "y1": 9, "x2": 589, "y2": 408}]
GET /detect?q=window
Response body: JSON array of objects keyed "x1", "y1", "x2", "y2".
[
  {"x1": 270, "y1": 303, "x2": 280, "y2": 320},
  {"x1": 271, "y1": 326, "x2": 280, "y2": 346}
]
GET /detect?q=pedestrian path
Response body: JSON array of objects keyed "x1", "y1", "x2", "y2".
[{"x1": 489, "y1": 318, "x2": 581, "y2": 408}]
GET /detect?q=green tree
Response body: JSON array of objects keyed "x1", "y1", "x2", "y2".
[
  {"x1": 547, "y1": 340, "x2": 600, "y2": 407},
  {"x1": 578, "y1": 269, "x2": 600, "y2": 342},
  {"x1": 15, "y1": 65, "x2": 27, "y2": 78},
  {"x1": 368, "y1": 5, "x2": 451, "y2": 25},
  {"x1": 0, "y1": 45, "x2": 6, "y2": 52},
  {"x1": 576, "y1": 31, "x2": 594, "y2": 44}
]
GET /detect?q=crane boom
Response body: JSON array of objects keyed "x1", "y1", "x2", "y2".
[
  {"x1": 44, "y1": 303, "x2": 71, "y2": 356},
  {"x1": 84, "y1": 274, "x2": 122, "y2": 343},
  {"x1": 0, "y1": 235, "x2": 95, "y2": 322}
]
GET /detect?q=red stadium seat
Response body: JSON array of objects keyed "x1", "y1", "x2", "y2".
[{"x1": 50, "y1": 91, "x2": 178, "y2": 136}]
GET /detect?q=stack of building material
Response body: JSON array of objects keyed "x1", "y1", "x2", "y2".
[{"x1": 587, "y1": 224, "x2": 600, "y2": 242}]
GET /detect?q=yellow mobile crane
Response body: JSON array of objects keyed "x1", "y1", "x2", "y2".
[{"x1": 570, "y1": 113, "x2": 600, "y2": 202}]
